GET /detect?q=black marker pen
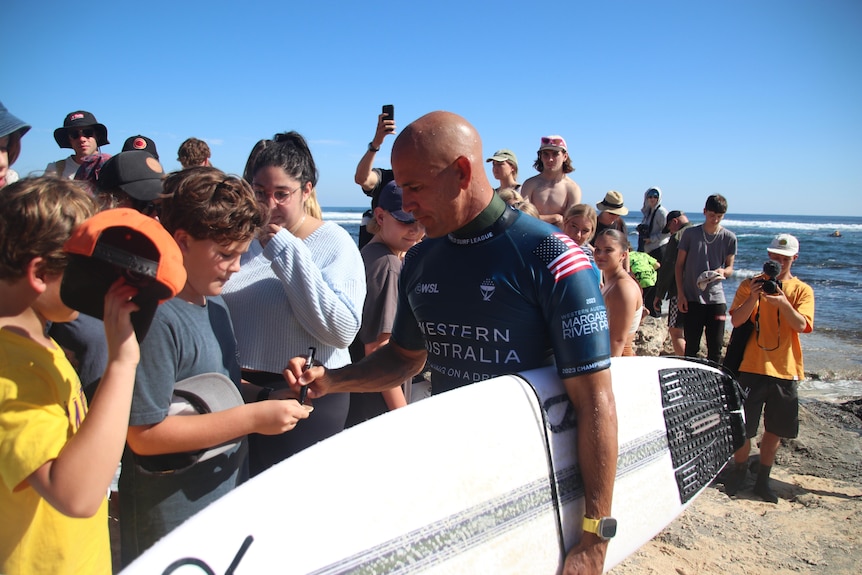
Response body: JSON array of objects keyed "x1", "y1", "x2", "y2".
[{"x1": 299, "y1": 346, "x2": 316, "y2": 405}]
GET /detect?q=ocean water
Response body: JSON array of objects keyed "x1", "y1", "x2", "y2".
[{"x1": 322, "y1": 207, "x2": 862, "y2": 394}]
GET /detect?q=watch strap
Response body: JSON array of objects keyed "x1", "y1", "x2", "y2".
[
  {"x1": 367, "y1": 142, "x2": 380, "y2": 153},
  {"x1": 582, "y1": 516, "x2": 602, "y2": 535}
]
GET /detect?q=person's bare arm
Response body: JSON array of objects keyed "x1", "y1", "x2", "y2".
[
  {"x1": 675, "y1": 248, "x2": 689, "y2": 313},
  {"x1": 604, "y1": 282, "x2": 639, "y2": 357},
  {"x1": 285, "y1": 340, "x2": 426, "y2": 399},
  {"x1": 561, "y1": 367, "x2": 617, "y2": 575},
  {"x1": 366, "y1": 335, "x2": 407, "y2": 410},
  {"x1": 126, "y1": 400, "x2": 310, "y2": 456},
  {"x1": 26, "y1": 281, "x2": 139, "y2": 518},
  {"x1": 354, "y1": 114, "x2": 396, "y2": 190},
  {"x1": 719, "y1": 254, "x2": 735, "y2": 279}
]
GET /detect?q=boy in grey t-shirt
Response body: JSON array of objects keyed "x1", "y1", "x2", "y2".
[{"x1": 674, "y1": 194, "x2": 737, "y2": 362}]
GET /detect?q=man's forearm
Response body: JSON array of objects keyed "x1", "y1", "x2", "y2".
[{"x1": 328, "y1": 343, "x2": 426, "y2": 394}]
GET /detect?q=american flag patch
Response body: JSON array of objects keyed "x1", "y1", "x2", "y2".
[{"x1": 534, "y1": 232, "x2": 593, "y2": 282}]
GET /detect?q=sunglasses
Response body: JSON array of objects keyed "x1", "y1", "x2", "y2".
[
  {"x1": 68, "y1": 128, "x2": 96, "y2": 139},
  {"x1": 541, "y1": 136, "x2": 564, "y2": 146}
]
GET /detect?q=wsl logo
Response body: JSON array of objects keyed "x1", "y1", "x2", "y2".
[
  {"x1": 480, "y1": 278, "x2": 495, "y2": 301},
  {"x1": 415, "y1": 283, "x2": 440, "y2": 295}
]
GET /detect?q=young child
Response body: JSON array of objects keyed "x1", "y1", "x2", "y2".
[
  {"x1": 0, "y1": 177, "x2": 143, "y2": 574},
  {"x1": 119, "y1": 167, "x2": 311, "y2": 566},
  {"x1": 346, "y1": 181, "x2": 424, "y2": 426}
]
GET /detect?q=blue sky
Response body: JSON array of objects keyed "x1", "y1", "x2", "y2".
[{"x1": 6, "y1": 0, "x2": 861, "y2": 216}]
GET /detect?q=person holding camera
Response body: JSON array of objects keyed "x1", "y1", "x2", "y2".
[
  {"x1": 723, "y1": 234, "x2": 814, "y2": 503},
  {"x1": 636, "y1": 187, "x2": 669, "y2": 257}
]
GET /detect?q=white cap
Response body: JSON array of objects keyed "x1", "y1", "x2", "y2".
[{"x1": 767, "y1": 233, "x2": 799, "y2": 257}]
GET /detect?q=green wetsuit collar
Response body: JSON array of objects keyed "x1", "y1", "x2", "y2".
[{"x1": 447, "y1": 194, "x2": 509, "y2": 243}]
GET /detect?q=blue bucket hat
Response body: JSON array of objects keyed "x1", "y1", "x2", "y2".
[{"x1": 0, "y1": 101, "x2": 31, "y2": 140}]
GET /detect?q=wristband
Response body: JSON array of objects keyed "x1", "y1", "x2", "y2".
[{"x1": 367, "y1": 142, "x2": 380, "y2": 153}]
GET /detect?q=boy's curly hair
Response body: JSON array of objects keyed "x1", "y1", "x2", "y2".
[
  {"x1": 0, "y1": 176, "x2": 95, "y2": 280},
  {"x1": 159, "y1": 167, "x2": 265, "y2": 244}
]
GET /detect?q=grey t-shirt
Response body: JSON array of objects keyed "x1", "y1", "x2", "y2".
[
  {"x1": 119, "y1": 296, "x2": 246, "y2": 566},
  {"x1": 678, "y1": 224, "x2": 737, "y2": 304}
]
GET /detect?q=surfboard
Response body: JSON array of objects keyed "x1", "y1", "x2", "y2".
[{"x1": 120, "y1": 356, "x2": 745, "y2": 574}]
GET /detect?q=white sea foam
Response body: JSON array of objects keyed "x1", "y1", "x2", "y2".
[{"x1": 722, "y1": 219, "x2": 862, "y2": 232}]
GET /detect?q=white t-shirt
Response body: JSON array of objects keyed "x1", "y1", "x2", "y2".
[{"x1": 44, "y1": 155, "x2": 81, "y2": 179}]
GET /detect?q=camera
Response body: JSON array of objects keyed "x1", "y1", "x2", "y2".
[
  {"x1": 755, "y1": 260, "x2": 782, "y2": 295},
  {"x1": 636, "y1": 223, "x2": 650, "y2": 238}
]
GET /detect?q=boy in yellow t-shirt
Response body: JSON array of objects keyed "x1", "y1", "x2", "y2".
[
  {"x1": 723, "y1": 233, "x2": 814, "y2": 503},
  {"x1": 0, "y1": 177, "x2": 179, "y2": 574}
]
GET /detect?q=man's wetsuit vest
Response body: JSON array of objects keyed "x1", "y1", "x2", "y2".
[{"x1": 392, "y1": 194, "x2": 612, "y2": 395}]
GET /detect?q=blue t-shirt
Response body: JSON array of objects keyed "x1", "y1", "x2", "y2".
[{"x1": 392, "y1": 196, "x2": 611, "y2": 395}]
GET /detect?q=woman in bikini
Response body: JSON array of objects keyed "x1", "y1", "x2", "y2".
[{"x1": 594, "y1": 229, "x2": 643, "y2": 356}]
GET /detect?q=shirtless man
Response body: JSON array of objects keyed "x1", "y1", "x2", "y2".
[
  {"x1": 520, "y1": 135, "x2": 582, "y2": 228},
  {"x1": 287, "y1": 112, "x2": 616, "y2": 575}
]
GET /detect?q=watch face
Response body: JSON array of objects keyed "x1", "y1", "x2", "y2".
[{"x1": 600, "y1": 517, "x2": 618, "y2": 539}]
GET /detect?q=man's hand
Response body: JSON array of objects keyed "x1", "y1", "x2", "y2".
[
  {"x1": 283, "y1": 356, "x2": 330, "y2": 400},
  {"x1": 563, "y1": 535, "x2": 609, "y2": 575}
]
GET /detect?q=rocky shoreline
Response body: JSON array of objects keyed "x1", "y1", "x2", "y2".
[{"x1": 611, "y1": 317, "x2": 862, "y2": 574}]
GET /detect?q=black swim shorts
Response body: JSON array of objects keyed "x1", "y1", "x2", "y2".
[{"x1": 739, "y1": 372, "x2": 799, "y2": 439}]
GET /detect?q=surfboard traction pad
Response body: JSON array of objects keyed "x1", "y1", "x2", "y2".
[{"x1": 658, "y1": 366, "x2": 746, "y2": 503}]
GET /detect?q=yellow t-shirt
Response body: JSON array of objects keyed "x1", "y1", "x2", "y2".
[
  {"x1": 0, "y1": 329, "x2": 110, "y2": 575},
  {"x1": 732, "y1": 276, "x2": 815, "y2": 380}
]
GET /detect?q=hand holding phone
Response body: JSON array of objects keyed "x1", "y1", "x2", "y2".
[{"x1": 382, "y1": 104, "x2": 394, "y2": 122}]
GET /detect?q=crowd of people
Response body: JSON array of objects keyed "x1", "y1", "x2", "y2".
[{"x1": 1, "y1": 101, "x2": 814, "y2": 574}]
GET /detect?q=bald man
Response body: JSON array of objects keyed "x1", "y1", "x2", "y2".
[{"x1": 288, "y1": 111, "x2": 616, "y2": 574}]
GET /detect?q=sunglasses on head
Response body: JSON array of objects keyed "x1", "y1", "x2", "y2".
[
  {"x1": 541, "y1": 136, "x2": 564, "y2": 146},
  {"x1": 69, "y1": 128, "x2": 96, "y2": 139}
]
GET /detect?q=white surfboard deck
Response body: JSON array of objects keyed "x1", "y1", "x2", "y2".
[{"x1": 121, "y1": 356, "x2": 744, "y2": 574}]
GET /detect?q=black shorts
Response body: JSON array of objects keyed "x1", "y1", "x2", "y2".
[
  {"x1": 739, "y1": 372, "x2": 799, "y2": 439},
  {"x1": 668, "y1": 296, "x2": 685, "y2": 329}
]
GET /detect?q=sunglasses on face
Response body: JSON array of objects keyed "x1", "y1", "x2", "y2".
[{"x1": 68, "y1": 128, "x2": 96, "y2": 139}]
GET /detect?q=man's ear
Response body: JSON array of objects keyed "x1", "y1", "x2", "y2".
[{"x1": 454, "y1": 156, "x2": 472, "y2": 190}]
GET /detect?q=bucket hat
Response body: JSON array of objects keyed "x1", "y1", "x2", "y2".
[
  {"x1": 0, "y1": 101, "x2": 30, "y2": 140},
  {"x1": 53, "y1": 110, "x2": 109, "y2": 149},
  {"x1": 61, "y1": 208, "x2": 185, "y2": 340}
]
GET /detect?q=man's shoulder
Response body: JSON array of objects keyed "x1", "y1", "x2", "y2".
[
  {"x1": 564, "y1": 176, "x2": 581, "y2": 192},
  {"x1": 520, "y1": 174, "x2": 543, "y2": 193}
]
